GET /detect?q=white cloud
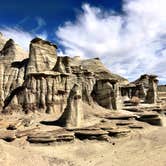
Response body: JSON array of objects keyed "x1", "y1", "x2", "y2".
[
  {"x1": 56, "y1": 0, "x2": 166, "y2": 83},
  {"x1": 0, "y1": 27, "x2": 47, "y2": 50},
  {"x1": 31, "y1": 17, "x2": 47, "y2": 33}
]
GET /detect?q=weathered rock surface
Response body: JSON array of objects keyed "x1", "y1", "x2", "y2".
[
  {"x1": 72, "y1": 128, "x2": 108, "y2": 140},
  {"x1": 105, "y1": 114, "x2": 138, "y2": 120},
  {"x1": 0, "y1": 33, "x2": 161, "y2": 131},
  {"x1": 27, "y1": 130, "x2": 75, "y2": 143},
  {"x1": 145, "y1": 75, "x2": 158, "y2": 104},
  {"x1": 128, "y1": 125, "x2": 143, "y2": 129},
  {"x1": 121, "y1": 74, "x2": 159, "y2": 104},
  {"x1": 136, "y1": 113, "x2": 162, "y2": 126},
  {"x1": 0, "y1": 33, "x2": 8, "y2": 50},
  {"x1": 107, "y1": 129, "x2": 131, "y2": 137},
  {"x1": 0, "y1": 34, "x2": 129, "y2": 128},
  {"x1": 16, "y1": 127, "x2": 39, "y2": 138},
  {"x1": 56, "y1": 84, "x2": 83, "y2": 128},
  {"x1": 26, "y1": 38, "x2": 57, "y2": 74},
  {"x1": 0, "y1": 36, "x2": 28, "y2": 112}
]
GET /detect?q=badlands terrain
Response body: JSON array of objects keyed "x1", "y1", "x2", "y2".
[{"x1": 0, "y1": 33, "x2": 166, "y2": 166}]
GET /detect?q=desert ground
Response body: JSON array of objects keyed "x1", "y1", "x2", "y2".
[
  {"x1": 0, "y1": 125, "x2": 166, "y2": 166},
  {"x1": 0, "y1": 102, "x2": 166, "y2": 166}
]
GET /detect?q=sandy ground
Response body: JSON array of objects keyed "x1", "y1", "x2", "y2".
[
  {"x1": 0, "y1": 126, "x2": 166, "y2": 166},
  {"x1": 0, "y1": 102, "x2": 166, "y2": 166}
]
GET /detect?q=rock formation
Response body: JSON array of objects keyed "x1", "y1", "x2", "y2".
[
  {"x1": 145, "y1": 75, "x2": 158, "y2": 104},
  {"x1": 0, "y1": 37, "x2": 28, "y2": 111},
  {"x1": 0, "y1": 33, "x2": 159, "y2": 128},
  {"x1": 92, "y1": 79, "x2": 122, "y2": 110},
  {"x1": 121, "y1": 74, "x2": 159, "y2": 104},
  {"x1": 55, "y1": 84, "x2": 83, "y2": 127},
  {"x1": 0, "y1": 32, "x2": 7, "y2": 50}
]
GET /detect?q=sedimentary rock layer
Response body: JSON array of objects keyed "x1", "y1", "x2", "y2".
[{"x1": 0, "y1": 35, "x2": 128, "y2": 127}]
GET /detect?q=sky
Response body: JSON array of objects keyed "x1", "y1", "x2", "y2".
[{"x1": 0, "y1": 0, "x2": 166, "y2": 84}]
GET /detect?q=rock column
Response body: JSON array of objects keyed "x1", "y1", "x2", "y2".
[
  {"x1": 56, "y1": 84, "x2": 83, "y2": 128},
  {"x1": 112, "y1": 82, "x2": 122, "y2": 110},
  {"x1": 146, "y1": 75, "x2": 158, "y2": 104}
]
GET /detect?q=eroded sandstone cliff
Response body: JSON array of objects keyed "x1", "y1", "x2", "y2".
[
  {"x1": 0, "y1": 34, "x2": 159, "y2": 128},
  {"x1": 0, "y1": 35, "x2": 128, "y2": 127}
]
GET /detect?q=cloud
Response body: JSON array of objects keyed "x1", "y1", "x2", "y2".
[
  {"x1": 0, "y1": 27, "x2": 47, "y2": 50},
  {"x1": 31, "y1": 17, "x2": 47, "y2": 33},
  {"x1": 0, "y1": 16, "x2": 47, "y2": 50},
  {"x1": 56, "y1": 0, "x2": 166, "y2": 83}
]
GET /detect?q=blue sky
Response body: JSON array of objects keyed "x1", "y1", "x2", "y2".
[
  {"x1": 0, "y1": 0, "x2": 166, "y2": 84},
  {"x1": 0, "y1": 0, "x2": 122, "y2": 42}
]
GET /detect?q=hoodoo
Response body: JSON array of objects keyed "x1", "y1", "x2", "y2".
[{"x1": 0, "y1": 35, "x2": 159, "y2": 128}]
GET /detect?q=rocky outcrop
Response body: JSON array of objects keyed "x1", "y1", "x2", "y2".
[
  {"x1": 121, "y1": 74, "x2": 159, "y2": 104},
  {"x1": 0, "y1": 37, "x2": 28, "y2": 111},
  {"x1": 145, "y1": 75, "x2": 158, "y2": 104},
  {"x1": 0, "y1": 33, "x2": 7, "y2": 50},
  {"x1": 133, "y1": 74, "x2": 158, "y2": 103},
  {"x1": 158, "y1": 85, "x2": 166, "y2": 100},
  {"x1": 0, "y1": 34, "x2": 160, "y2": 129},
  {"x1": 56, "y1": 84, "x2": 83, "y2": 128},
  {"x1": 27, "y1": 130, "x2": 75, "y2": 143},
  {"x1": 26, "y1": 38, "x2": 57, "y2": 74},
  {"x1": 92, "y1": 79, "x2": 116, "y2": 109},
  {"x1": 0, "y1": 35, "x2": 129, "y2": 127}
]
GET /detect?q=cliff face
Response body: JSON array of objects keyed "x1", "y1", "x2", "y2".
[
  {"x1": 0, "y1": 34, "x2": 128, "y2": 127},
  {"x1": 0, "y1": 32, "x2": 7, "y2": 50},
  {"x1": 0, "y1": 37, "x2": 28, "y2": 109}
]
